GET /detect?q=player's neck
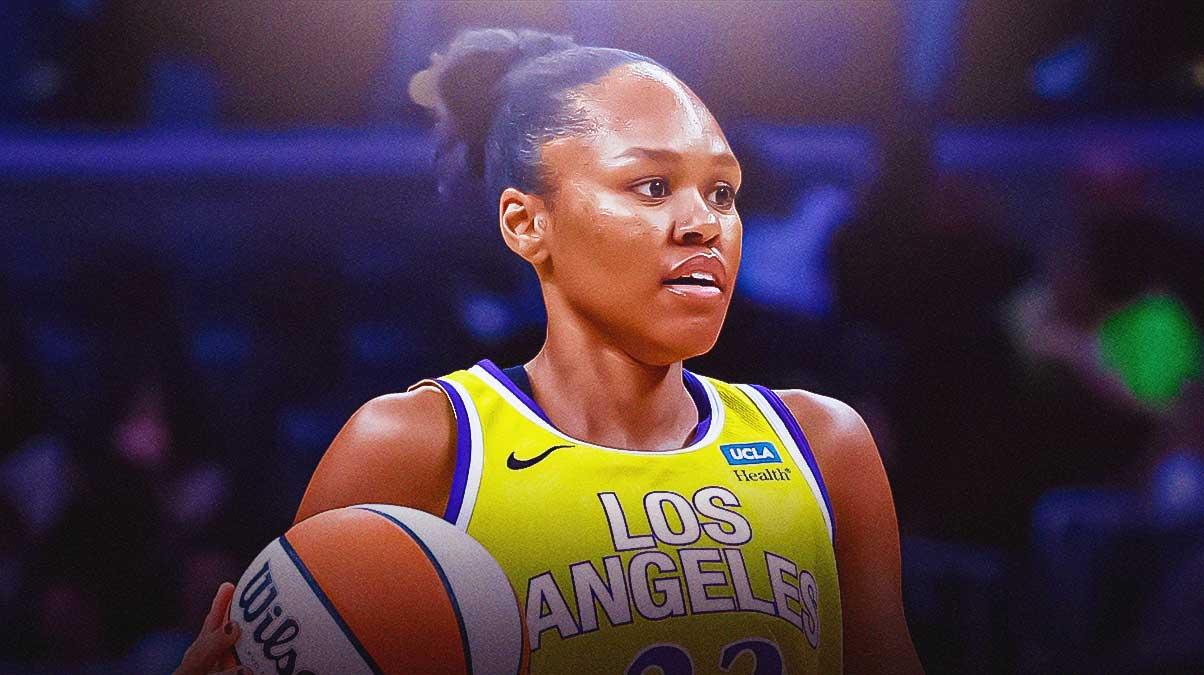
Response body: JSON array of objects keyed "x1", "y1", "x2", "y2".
[{"x1": 525, "y1": 329, "x2": 698, "y2": 451}]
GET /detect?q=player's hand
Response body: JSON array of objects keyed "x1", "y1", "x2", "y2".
[{"x1": 174, "y1": 582, "x2": 253, "y2": 675}]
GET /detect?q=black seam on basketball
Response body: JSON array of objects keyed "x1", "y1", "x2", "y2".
[
  {"x1": 279, "y1": 534, "x2": 385, "y2": 675},
  {"x1": 357, "y1": 507, "x2": 475, "y2": 675}
]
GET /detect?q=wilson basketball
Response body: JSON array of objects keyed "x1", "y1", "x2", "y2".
[{"x1": 229, "y1": 504, "x2": 529, "y2": 674}]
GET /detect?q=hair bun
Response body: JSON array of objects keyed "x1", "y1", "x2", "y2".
[{"x1": 410, "y1": 29, "x2": 577, "y2": 178}]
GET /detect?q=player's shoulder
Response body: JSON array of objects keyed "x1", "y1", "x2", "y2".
[
  {"x1": 350, "y1": 386, "x2": 456, "y2": 441},
  {"x1": 335, "y1": 386, "x2": 458, "y2": 475},
  {"x1": 695, "y1": 371, "x2": 869, "y2": 455},
  {"x1": 294, "y1": 386, "x2": 457, "y2": 522},
  {"x1": 772, "y1": 389, "x2": 867, "y2": 443},
  {"x1": 770, "y1": 388, "x2": 878, "y2": 480}
]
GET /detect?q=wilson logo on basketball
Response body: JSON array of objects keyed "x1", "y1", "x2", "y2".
[{"x1": 238, "y1": 561, "x2": 315, "y2": 675}]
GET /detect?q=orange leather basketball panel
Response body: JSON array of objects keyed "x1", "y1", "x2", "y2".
[{"x1": 288, "y1": 509, "x2": 469, "y2": 673}]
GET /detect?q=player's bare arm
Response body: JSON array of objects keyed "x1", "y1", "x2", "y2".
[
  {"x1": 778, "y1": 389, "x2": 924, "y2": 674},
  {"x1": 178, "y1": 391, "x2": 458, "y2": 675},
  {"x1": 294, "y1": 387, "x2": 456, "y2": 524}
]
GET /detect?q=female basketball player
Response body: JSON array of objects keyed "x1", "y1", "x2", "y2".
[{"x1": 180, "y1": 29, "x2": 920, "y2": 674}]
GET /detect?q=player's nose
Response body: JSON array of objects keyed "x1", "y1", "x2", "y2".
[{"x1": 671, "y1": 190, "x2": 721, "y2": 247}]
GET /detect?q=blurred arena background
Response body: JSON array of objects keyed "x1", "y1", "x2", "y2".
[{"x1": 1, "y1": 1, "x2": 1203, "y2": 673}]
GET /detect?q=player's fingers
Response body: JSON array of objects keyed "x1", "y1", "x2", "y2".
[
  {"x1": 203, "y1": 582, "x2": 236, "y2": 633},
  {"x1": 215, "y1": 647, "x2": 239, "y2": 670},
  {"x1": 175, "y1": 620, "x2": 240, "y2": 675}
]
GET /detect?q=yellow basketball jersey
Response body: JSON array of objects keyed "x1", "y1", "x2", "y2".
[{"x1": 409, "y1": 359, "x2": 841, "y2": 674}]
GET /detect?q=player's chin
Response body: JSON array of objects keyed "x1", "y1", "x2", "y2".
[{"x1": 645, "y1": 313, "x2": 727, "y2": 363}]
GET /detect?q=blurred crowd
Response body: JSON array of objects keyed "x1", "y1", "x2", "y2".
[{"x1": 1, "y1": 254, "x2": 247, "y2": 669}]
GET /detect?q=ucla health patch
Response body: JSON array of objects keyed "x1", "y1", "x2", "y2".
[{"x1": 720, "y1": 441, "x2": 782, "y2": 465}]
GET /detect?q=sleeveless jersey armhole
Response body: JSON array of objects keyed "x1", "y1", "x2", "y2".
[
  {"x1": 406, "y1": 377, "x2": 483, "y2": 529},
  {"x1": 736, "y1": 383, "x2": 837, "y2": 545}
]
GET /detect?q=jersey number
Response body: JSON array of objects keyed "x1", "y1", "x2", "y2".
[{"x1": 626, "y1": 639, "x2": 784, "y2": 675}]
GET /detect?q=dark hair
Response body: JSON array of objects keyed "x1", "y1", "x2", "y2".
[{"x1": 411, "y1": 28, "x2": 662, "y2": 201}]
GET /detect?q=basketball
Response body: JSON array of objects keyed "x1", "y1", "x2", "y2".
[{"x1": 228, "y1": 504, "x2": 529, "y2": 675}]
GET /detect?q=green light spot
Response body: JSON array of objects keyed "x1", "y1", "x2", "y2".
[{"x1": 1098, "y1": 294, "x2": 1202, "y2": 409}]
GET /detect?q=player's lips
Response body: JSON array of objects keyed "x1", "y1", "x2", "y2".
[{"x1": 662, "y1": 250, "x2": 727, "y2": 297}]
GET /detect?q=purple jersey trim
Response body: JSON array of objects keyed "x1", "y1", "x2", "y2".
[
  {"x1": 432, "y1": 378, "x2": 472, "y2": 525},
  {"x1": 479, "y1": 358, "x2": 711, "y2": 446},
  {"x1": 682, "y1": 369, "x2": 712, "y2": 444},
  {"x1": 478, "y1": 358, "x2": 554, "y2": 425},
  {"x1": 751, "y1": 384, "x2": 836, "y2": 542}
]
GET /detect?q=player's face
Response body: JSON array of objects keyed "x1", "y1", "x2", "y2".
[{"x1": 538, "y1": 63, "x2": 743, "y2": 365}]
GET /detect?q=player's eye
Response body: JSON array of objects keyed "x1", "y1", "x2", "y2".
[
  {"x1": 709, "y1": 183, "x2": 737, "y2": 209},
  {"x1": 633, "y1": 178, "x2": 670, "y2": 199}
]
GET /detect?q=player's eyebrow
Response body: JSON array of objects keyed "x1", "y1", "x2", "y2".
[{"x1": 611, "y1": 146, "x2": 740, "y2": 170}]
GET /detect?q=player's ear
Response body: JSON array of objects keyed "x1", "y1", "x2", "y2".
[{"x1": 499, "y1": 187, "x2": 550, "y2": 265}]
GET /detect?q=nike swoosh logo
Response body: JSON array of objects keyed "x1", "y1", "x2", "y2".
[{"x1": 507, "y1": 444, "x2": 575, "y2": 470}]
